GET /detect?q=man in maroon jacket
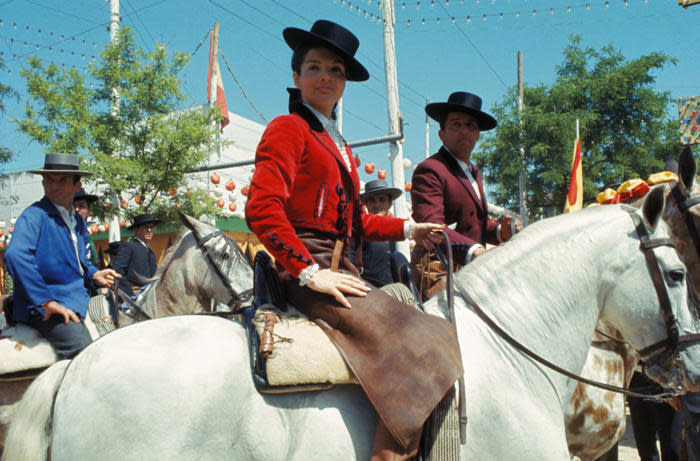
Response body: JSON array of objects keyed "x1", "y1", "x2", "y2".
[{"x1": 410, "y1": 91, "x2": 522, "y2": 299}]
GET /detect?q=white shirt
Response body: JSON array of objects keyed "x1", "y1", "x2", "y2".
[
  {"x1": 305, "y1": 104, "x2": 351, "y2": 171},
  {"x1": 445, "y1": 148, "x2": 482, "y2": 202},
  {"x1": 49, "y1": 199, "x2": 84, "y2": 275}
]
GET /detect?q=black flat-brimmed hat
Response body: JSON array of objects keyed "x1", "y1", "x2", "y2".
[
  {"x1": 128, "y1": 213, "x2": 161, "y2": 229},
  {"x1": 360, "y1": 179, "x2": 402, "y2": 201},
  {"x1": 426, "y1": 92, "x2": 497, "y2": 131},
  {"x1": 74, "y1": 188, "x2": 98, "y2": 204},
  {"x1": 28, "y1": 153, "x2": 93, "y2": 177},
  {"x1": 283, "y1": 19, "x2": 369, "y2": 82}
]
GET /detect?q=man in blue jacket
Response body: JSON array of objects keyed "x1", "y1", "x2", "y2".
[{"x1": 4, "y1": 153, "x2": 121, "y2": 359}]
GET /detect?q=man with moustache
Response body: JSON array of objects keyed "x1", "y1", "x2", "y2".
[{"x1": 410, "y1": 92, "x2": 522, "y2": 300}]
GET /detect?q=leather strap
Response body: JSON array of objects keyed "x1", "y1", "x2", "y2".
[{"x1": 330, "y1": 239, "x2": 344, "y2": 272}]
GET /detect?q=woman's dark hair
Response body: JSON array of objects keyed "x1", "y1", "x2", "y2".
[{"x1": 291, "y1": 44, "x2": 312, "y2": 75}]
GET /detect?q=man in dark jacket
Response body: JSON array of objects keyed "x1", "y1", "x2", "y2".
[
  {"x1": 410, "y1": 91, "x2": 522, "y2": 299},
  {"x1": 111, "y1": 213, "x2": 159, "y2": 298},
  {"x1": 352, "y1": 179, "x2": 402, "y2": 288}
]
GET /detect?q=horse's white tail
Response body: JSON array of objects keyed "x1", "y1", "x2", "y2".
[{"x1": 2, "y1": 360, "x2": 70, "y2": 461}]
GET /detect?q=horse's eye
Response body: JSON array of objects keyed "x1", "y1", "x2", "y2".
[{"x1": 669, "y1": 269, "x2": 685, "y2": 282}]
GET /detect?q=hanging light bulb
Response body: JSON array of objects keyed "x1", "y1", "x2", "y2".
[
  {"x1": 407, "y1": 19, "x2": 411, "y2": 26},
  {"x1": 466, "y1": 15, "x2": 471, "y2": 23},
  {"x1": 516, "y1": 11, "x2": 520, "y2": 17},
  {"x1": 532, "y1": 9, "x2": 536, "y2": 16},
  {"x1": 586, "y1": 4, "x2": 590, "y2": 11},
  {"x1": 451, "y1": 16, "x2": 455, "y2": 23},
  {"x1": 550, "y1": 7, "x2": 554, "y2": 15},
  {"x1": 567, "y1": 6, "x2": 572, "y2": 13},
  {"x1": 498, "y1": 12, "x2": 503, "y2": 20},
  {"x1": 402, "y1": 2, "x2": 406, "y2": 7},
  {"x1": 421, "y1": 18, "x2": 425, "y2": 24},
  {"x1": 430, "y1": 0, "x2": 434, "y2": 6},
  {"x1": 482, "y1": 14, "x2": 486, "y2": 21}
]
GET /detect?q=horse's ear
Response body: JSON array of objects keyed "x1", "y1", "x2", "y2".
[
  {"x1": 642, "y1": 185, "x2": 666, "y2": 232},
  {"x1": 665, "y1": 155, "x2": 679, "y2": 174},
  {"x1": 179, "y1": 212, "x2": 200, "y2": 234},
  {"x1": 678, "y1": 146, "x2": 696, "y2": 191}
]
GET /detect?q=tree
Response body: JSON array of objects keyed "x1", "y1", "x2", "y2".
[
  {"x1": 0, "y1": 57, "x2": 19, "y2": 167},
  {"x1": 16, "y1": 29, "x2": 224, "y2": 224},
  {"x1": 474, "y1": 36, "x2": 679, "y2": 220}
]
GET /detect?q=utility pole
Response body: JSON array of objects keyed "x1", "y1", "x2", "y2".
[
  {"x1": 425, "y1": 97, "x2": 430, "y2": 159},
  {"x1": 517, "y1": 51, "x2": 528, "y2": 226},
  {"x1": 381, "y1": 0, "x2": 409, "y2": 256},
  {"x1": 108, "y1": 0, "x2": 121, "y2": 243}
]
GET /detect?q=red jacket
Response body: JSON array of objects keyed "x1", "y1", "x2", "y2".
[
  {"x1": 246, "y1": 103, "x2": 406, "y2": 277},
  {"x1": 411, "y1": 147, "x2": 499, "y2": 258}
]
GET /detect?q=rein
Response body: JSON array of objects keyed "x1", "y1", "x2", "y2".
[
  {"x1": 438, "y1": 209, "x2": 694, "y2": 402},
  {"x1": 671, "y1": 181, "x2": 700, "y2": 259}
]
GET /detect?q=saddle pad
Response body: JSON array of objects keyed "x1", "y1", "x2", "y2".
[
  {"x1": 253, "y1": 306, "x2": 358, "y2": 386},
  {"x1": 0, "y1": 324, "x2": 58, "y2": 374},
  {"x1": 86, "y1": 294, "x2": 116, "y2": 338}
]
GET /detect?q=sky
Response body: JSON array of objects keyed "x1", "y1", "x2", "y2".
[{"x1": 1, "y1": 0, "x2": 698, "y2": 187}]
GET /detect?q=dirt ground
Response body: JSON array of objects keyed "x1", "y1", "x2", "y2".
[{"x1": 618, "y1": 412, "x2": 642, "y2": 461}]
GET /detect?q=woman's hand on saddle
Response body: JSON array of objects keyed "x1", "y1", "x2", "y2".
[
  {"x1": 42, "y1": 300, "x2": 79, "y2": 325},
  {"x1": 307, "y1": 269, "x2": 371, "y2": 309},
  {"x1": 93, "y1": 269, "x2": 122, "y2": 288},
  {"x1": 411, "y1": 222, "x2": 445, "y2": 247}
]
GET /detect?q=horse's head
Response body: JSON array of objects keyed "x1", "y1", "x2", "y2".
[
  {"x1": 601, "y1": 186, "x2": 700, "y2": 393},
  {"x1": 177, "y1": 212, "x2": 254, "y2": 310},
  {"x1": 663, "y1": 146, "x2": 700, "y2": 294}
]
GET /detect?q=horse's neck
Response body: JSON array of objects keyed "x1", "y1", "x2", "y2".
[
  {"x1": 142, "y1": 260, "x2": 211, "y2": 317},
  {"x1": 455, "y1": 208, "x2": 634, "y2": 391}
]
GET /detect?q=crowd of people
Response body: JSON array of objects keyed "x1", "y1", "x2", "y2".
[{"x1": 0, "y1": 17, "x2": 696, "y2": 461}]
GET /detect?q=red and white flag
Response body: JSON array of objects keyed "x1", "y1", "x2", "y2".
[
  {"x1": 207, "y1": 30, "x2": 229, "y2": 132},
  {"x1": 564, "y1": 120, "x2": 583, "y2": 213}
]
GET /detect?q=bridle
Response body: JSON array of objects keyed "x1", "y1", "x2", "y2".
[
  {"x1": 439, "y1": 207, "x2": 700, "y2": 401},
  {"x1": 191, "y1": 229, "x2": 253, "y2": 312},
  {"x1": 671, "y1": 179, "x2": 700, "y2": 259}
]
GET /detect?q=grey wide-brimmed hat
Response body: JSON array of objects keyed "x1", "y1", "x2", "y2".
[
  {"x1": 128, "y1": 213, "x2": 161, "y2": 230},
  {"x1": 74, "y1": 188, "x2": 98, "y2": 204},
  {"x1": 360, "y1": 179, "x2": 402, "y2": 201},
  {"x1": 28, "y1": 153, "x2": 93, "y2": 177},
  {"x1": 283, "y1": 19, "x2": 369, "y2": 82},
  {"x1": 426, "y1": 92, "x2": 497, "y2": 131}
]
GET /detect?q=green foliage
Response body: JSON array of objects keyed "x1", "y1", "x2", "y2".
[
  {"x1": 474, "y1": 36, "x2": 680, "y2": 220},
  {"x1": 15, "y1": 29, "x2": 224, "y2": 224},
  {"x1": 0, "y1": 57, "x2": 19, "y2": 166}
]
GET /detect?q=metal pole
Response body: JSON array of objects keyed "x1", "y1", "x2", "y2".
[
  {"x1": 517, "y1": 51, "x2": 528, "y2": 226},
  {"x1": 210, "y1": 23, "x2": 222, "y2": 161},
  {"x1": 381, "y1": 0, "x2": 409, "y2": 257},
  {"x1": 425, "y1": 97, "x2": 430, "y2": 159},
  {"x1": 108, "y1": 0, "x2": 121, "y2": 243}
]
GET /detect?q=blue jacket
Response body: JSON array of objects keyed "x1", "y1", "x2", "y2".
[{"x1": 4, "y1": 196, "x2": 99, "y2": 321}]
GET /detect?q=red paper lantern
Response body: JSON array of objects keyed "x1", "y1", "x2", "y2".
[
  {"x1": 210, "y1": 172, "x2": 221, "y2": 185},
  {"x1": 377, "y1": 169, "x2": 387, "y2": 180},
  {"x1": 169, "y1": 187, "x2": 178, "y2": 196},
  {"x1": 225, "y1": 179, "x2": 236, "y2": 191},
  {"x1": 228, "y1": 202, "x2": 237, "y2": 212},
  {"x1": 9, "y1": 225, "x2": 14, "y2": 234},
  {"x1": 104, "y1": 222, "x2": 110, "y2": 232},
  {"x1": 404, "y1": 182, "x2": 412, "y2": 192},
  {"x1": 134, "y1": 195, "x2": 141, "y2": 205},
  {"x1": 122, "y1": 200, "x2": 128, "y2": 208},
  {"x1": 0, "y1": 229, "x2": 3, "y2": 237},
  {"x1": 119, "y1": 218, "x2": 126, "y2": 228},
  {"x1": 0, "y1": 241, "x2": 4, "y2": 249},
  {"x1": 216, "y1": 198, "x2": 225, "y2": 208},
  {"x1": 241, "y1": 185, "x2": 250, "y2": 196},
  {"x1": 364, "y1": 162, "x2": 375, "y2": 174},
  {"x1": 354, "y1": 156, "x2": 361, "y2": 167}
]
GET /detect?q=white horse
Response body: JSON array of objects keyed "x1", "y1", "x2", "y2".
[
  {"x1": 4, "y1": 189, "x2": 700, "y2": 461},
  {"x1": 0, "y1": 212, "x2": 253, "y2": 451},
  {"x1": 565, "y1": 146, "x2": 700, "y2": 461}
]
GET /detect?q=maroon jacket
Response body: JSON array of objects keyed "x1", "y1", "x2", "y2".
[
  {"x1": 411, "y1": 147, "x2": 499, "y2": 259},
  {"x1": 246, "y1": 103, "x2": 406, "y2": 278}
]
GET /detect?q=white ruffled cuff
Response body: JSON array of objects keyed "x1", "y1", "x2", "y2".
[{"x1": 298, "y1": 263, "x2": 320, "y2": 287}]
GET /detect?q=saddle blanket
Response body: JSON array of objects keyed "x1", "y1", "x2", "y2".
[
  {"x1": 0, "y1": 294, "x2": 115, "y2": 375},
  {"x1": 253, "y1": 306, "x2": 359, "y2": 386}
]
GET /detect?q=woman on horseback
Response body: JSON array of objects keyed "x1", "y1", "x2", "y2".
[{"x1": 245, "y1": 19, "x2": 463, "y2": 460}]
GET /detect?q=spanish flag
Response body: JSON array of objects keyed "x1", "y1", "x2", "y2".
[{"x1": 564, "y1": 120, "x2": 583, "y2": 213}]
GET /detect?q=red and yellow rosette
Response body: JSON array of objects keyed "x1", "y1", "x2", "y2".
[
  {"x1": 596, "y1": 188, "x2": 619, "y2": 205},
  {"x1": 647, "y1": 171, "x2": 679, "y2": 185},
  {"x1": 616, "y1": 178, "x2": 650, "y2": 203}
]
